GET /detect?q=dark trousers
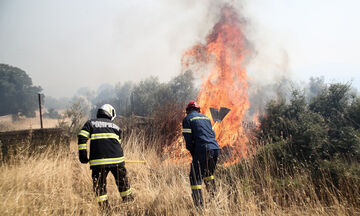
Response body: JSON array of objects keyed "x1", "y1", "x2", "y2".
[
  {"x1": 190, "y1": 149, "x2": 219, "y2": 207},
  {"x1": 91, "y1": 163, "x2": 132, "y2": 210}
]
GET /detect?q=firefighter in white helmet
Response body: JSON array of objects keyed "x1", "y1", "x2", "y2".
[{"x1": 78, "y1": 104, "x2": 133, "y2": 212}]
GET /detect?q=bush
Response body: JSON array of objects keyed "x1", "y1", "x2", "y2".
[
  {"x1": 57, "y1": 97, "x2": 90, "y2": 138},
  {"x1": 255, "y1": 81, "x2": 360, "y2": 195}
]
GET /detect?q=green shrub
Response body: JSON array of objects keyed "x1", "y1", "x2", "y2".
[{"x1": 255, "y1": 81, "x2": 360, "y2": 198}]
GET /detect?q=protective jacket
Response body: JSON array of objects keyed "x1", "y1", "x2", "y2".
[
  {"x1": 78, "y1": 118, "x2": 124, "y2": 168},
  {"x1": 182, "y1": 111, "x2": 220, "y2": 158}
]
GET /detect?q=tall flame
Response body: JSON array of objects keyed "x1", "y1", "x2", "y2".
[{"x1": 182, "y1": 6, "x2": 251, "y2": 165}]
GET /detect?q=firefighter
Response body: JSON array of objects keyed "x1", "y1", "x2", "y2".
[
  {"x1": 78, "y1": 104, "x2": 133, "y2": 212},
  {"x1": 182, "y1": 101, "x2": 220, "y2": 207}
]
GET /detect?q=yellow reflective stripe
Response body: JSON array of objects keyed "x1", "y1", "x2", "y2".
[
  {"x1": 190, "y1": 116, "x2": 210, "y2": 122},
  {"x1": 79, "y1": 130, "x2": 90, "y2": 138},
  {"x1": 204, "y1": 175, "x2": 214, "y2": 181},
  {"x1": 91, "y1": 133, "x2": 119, "y2": 139},
  {"x1": 91, "y1": 133, "x2": 120, "y2": 143},
  {"x1": 191, "y1": 185, "x2": 202, "y2": 189},
  {"x1": 96, "y1": 194, "x2": 108, "y2": 202},
  {"x1": 78, "y1": 144, "x2": 87, "y2": 150},
  {"x1": 182, "y1": 128, "x2": 192, "y2": 133},
  {"x1": 120, "y1": 188, "x2": 132, "y2": 197},
  {"x1": 89, "y1": 157, "x2": 125, "y2": 166}
]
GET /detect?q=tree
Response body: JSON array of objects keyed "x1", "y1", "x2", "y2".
[
  {"x1": 347, "y1": 98, "x2": 360, "y2": 130},
  {"x1": 256, "y1": 80, "x2": 360, "y2": 181},
  {"x1": 130, "y1": 77, "x2": 161, "y2": 116},
  {"x1": 129, "y1": 71, "x2": 197, "y2": 117},
  {"x1": 58, "y1": 96, "x2": 91, "y2": 137},
  {"x1": 0, "y1": 64, "x2": 42, "y2": 118},
  {"x1": 167, "y1": 70, "x2": 197, "y2": 105},
  {"x1": 113, "y1": 81, "x2": 133, "y2": 116},
  {"x1": 309, "y1": 83, "x2": 352, "y2": 126}
]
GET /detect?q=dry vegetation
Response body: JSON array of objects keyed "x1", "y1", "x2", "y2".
[
  {"x1": 0, "y1": 114, "x2": 60, "y2": 132},
  {"x1": 1, "y1": 130, "x2": 359, "y2": 216}
]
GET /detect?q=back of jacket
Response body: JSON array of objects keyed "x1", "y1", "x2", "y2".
[
  {"x1": 182, "y1": 111, "x2": 220, "y2": 157},
  {"x1": 78, "y1": 118, "x2": 124, "y2": 168}
]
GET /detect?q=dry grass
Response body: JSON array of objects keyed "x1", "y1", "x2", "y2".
[
  {"x1": 0, "y1": 132, "x2": 359, "y2": 215},
  {"x1": 0, "y1": 114, "x2": 60, "y2": 132}
]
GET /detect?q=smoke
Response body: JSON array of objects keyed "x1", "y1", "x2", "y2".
[
  {"x1": 0, "y1": 0, "x2": 291, "y2": 101},
  {"x1": 2, "y1": 0, "x2": 356, "y2": 106},
  {"x1": 0, "y1": 0, "x2": 232, "y2": 97},
  {"x1": 174, "y1": 0, "x2": 296, "y2": 118}
]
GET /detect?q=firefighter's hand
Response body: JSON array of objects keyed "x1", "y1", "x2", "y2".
[
  {"x1": 79, "y1": 157, "x2": 89, "y2": 164},
  {"x1": 79, "y1": 150, "x2": 89, "y2": 164}
]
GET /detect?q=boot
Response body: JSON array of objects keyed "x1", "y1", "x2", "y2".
[
  {"x1": 122, "y1": 193, "x2": 134, "y2": 203},
  {"x1": 99, "y1": 200, "x2": 111, "y2": 215},
  {"x1": 204, "y1": 179, "x2": 216, "y2": 198},
  {"x1": 191, "y1": 189, "x2": 204, "y2": 207}
]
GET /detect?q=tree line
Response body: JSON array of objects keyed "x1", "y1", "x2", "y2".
[{"x1": 0, "y1": 63, "x2": 197, "y2": 121}]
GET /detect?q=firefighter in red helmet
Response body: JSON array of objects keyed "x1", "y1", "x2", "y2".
[
  {"x1": 78, "y1": 104, "x2": 134, "y2": 213},
  {"x1": 182, "y1": 101, "x2": 220, "y2": 207}
]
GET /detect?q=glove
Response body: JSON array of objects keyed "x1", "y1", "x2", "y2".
[
  {"x1": 79, "y1": 157, "x2": 89, "y2": 164},
  {"x1": 79, "y1": 150, "x2": 89, "y2": 164}
]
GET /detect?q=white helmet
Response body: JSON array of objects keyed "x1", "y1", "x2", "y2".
[{"x1": 97, "y1": 104, "x2": 116, "y2": 121}]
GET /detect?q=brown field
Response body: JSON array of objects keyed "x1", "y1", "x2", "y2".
[
  {"x1": 0, "y1": 129, "x2": 359, "y2": 216},
  {"x1": 0, "y1": 113, "x2": 61, "y2": 132}
]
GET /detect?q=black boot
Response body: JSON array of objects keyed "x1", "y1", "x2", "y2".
[
  {"x1": 191, "y1": 189, "x2": 204, "y2": 207},
  {"x1": 204, "y1": 179, "x2": 216, "y2": 198},
  {"x1": 122, "y1": 194, "x2": 134, "y2": 202},
  {"x1": 99, "y1": 200, "x2": 111, "y2": 215}
]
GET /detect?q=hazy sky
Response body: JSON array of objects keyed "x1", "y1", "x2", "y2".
[{"x1": 0, "y1": 0, "x2": 359, "y2": 97}]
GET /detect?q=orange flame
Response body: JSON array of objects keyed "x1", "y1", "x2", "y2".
[{"x1": 182, "y1": 6, "x2": 251, "y2": 165}]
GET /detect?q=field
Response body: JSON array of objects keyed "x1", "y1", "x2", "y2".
[
  {"x1": 1, "y1": 129, "x2": 358, "y2": 216},
  {"x1": 0, "y1": 114, "x2": 59, "y2": 132}
]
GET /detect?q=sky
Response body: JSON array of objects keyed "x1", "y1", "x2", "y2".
[{"x1": 0, "y1": 0, "x2": 359, "y2": 97}]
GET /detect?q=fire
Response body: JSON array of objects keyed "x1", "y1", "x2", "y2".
[{"x1": 182, "y1": 6, "x2": 251, "y2": 165}]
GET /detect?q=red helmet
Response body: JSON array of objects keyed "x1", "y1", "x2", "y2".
[{"x1": 186, "y1": 100, "x2": 200, "y2": 110}]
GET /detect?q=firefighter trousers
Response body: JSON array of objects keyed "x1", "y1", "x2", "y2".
[
  {"x1": 189, "y1": 149, "x2": 219, "y2": 207},
  {"x1": 91, "y1": 163, "x2": 133, "y2": 211}
]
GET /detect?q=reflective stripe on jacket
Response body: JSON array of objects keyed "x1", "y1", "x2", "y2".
[
  {"x1": 182, "y1": 111, "x2": 220, "y2": 157},
  {"x1": 78, "y1": 118, "x2": 124, "y2": 168}
]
